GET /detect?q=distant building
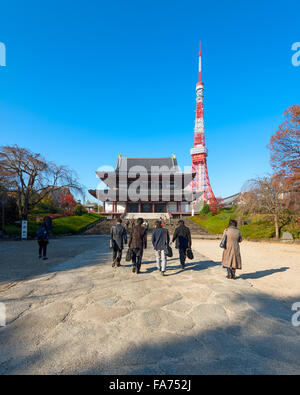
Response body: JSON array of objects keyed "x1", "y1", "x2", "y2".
[
  {"x1": 89, "y1": 155, "x2": 200, "y2": 218},
  {"x1": 83, "y1": 204, "x2": 98, "y2": 213},
  {"x1": 221, "y1": 193, "x2": 241, "y2": 207}
]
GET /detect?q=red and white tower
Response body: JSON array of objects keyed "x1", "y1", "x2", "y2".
[{"x1": 191, "y1": 44, "x2": 216, "y2": 204}]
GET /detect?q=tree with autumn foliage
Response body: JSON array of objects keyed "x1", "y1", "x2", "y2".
[
  {"x1": 238, "y1": 105, "x2": 300, "y2": 239},
  {"x1": 269, "y1": 105, "x2": 300, "y2": 175},
  {"x1": 59, "y1": 192, "x2": 77, "y2": 214},
  {"x1": 268, "y1": 105, "x2": 300, "y2": 210}
]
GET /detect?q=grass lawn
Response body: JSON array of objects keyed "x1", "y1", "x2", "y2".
[
  {"x1": 52, "y1": 213, "x2": 103, "y2": 235},
  {"x1": 4, "y1": 213, "x2": 104, "y2": 237},
  {"x1": 189, "y1": 207, "x2": 299, "y2": 240},
  {"x1": 189, "y1": 207, "x2": 237, "y2": 235}
]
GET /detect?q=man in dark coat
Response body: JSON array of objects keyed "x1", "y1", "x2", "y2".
[
  {"x1": 152, "y1": 221, "x2": 170, "y2": 276},
  {"x1": 110, "y1": 218, "x2": 127, "y2": 267},
  {"x1": 172, "y1": 220, "x2": 191, "y2": 269},
  {"x1": 128, "y1": 217, "x2": 147, "y2": 274},
  {"x1": 37, "y1": 219, "x2": 50, "y2": 260}
]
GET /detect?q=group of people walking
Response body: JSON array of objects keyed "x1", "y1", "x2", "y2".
[
  {"x1": 36, "y1": 215, "x2": 243, "y2": 280},
  {"x1": 110, "y1": 218, "x2": 192, "y2": 276},
  {"x1": 110, "y1": 217, "x2": 243, "y2": 279}
]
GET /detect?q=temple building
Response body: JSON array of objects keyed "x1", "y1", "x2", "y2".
[{"x1": 89, "y1": 155, "x2": 200, "y2": 218}]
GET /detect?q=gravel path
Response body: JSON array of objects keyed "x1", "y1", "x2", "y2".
[
  {"x1": 0, "y1": 236, "x2": 299, "y2": 374},
  {"x1": 192, "y1": 239, "x2": 300, "y2": 299}
]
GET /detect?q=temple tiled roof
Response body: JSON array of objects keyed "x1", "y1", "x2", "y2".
[{"x1": 116, "y1": 156, "x2": 178, "y2": 174}]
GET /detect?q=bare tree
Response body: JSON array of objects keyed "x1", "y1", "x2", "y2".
[
  {"x1": 239, "y1": 175, "x2": 293, "y2": 239},
  {"x1": 0, "y1": 145, "x2": 83, "y2": 220}
]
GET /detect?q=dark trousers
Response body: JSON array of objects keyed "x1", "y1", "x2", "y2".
[
  {"x1": 113, "y1": 247, "x2": 122, "y2": 264},
  {"x1": 38, "y1": 240, "x2": 48, "y2": 257},
  {"x1": 132, "y1": 248, "x2": 143, "y2": 272},
  {"x1": 179, "y1": 248, "x2": 187, "y2": 267},
  {"x1": 227, "y1": 268, "x2": 236, "y2": 278}
]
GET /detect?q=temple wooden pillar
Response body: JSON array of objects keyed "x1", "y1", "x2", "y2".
[
  {"x1": 177, "y1": 202, "x2": 182, "y2": 219},
  {"x1": 138, "y1": 201, "x2": 141, "y2": 213}
]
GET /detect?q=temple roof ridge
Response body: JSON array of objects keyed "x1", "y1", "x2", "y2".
[{"x1": 116, "y1": 155, "x2": 179, "y2": 173}]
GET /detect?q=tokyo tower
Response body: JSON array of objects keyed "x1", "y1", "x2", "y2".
[{"x1": 190, "y1": 44, "x2": 216, "y2": 204}]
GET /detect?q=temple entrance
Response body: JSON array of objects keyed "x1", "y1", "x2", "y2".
[
  {"x1": 141, "y1": 203, "x2": 152, "y2": 213},
  {"x1": 127, "y1": 203, "x2": 139, "y2": 213},
  {"x1": 154, "y1": 203, "x2": 167, "y2": 213}
]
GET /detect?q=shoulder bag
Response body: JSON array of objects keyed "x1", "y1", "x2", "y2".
[{"x1": 220, "y1": 229, "x2": 228, "y2": 249}]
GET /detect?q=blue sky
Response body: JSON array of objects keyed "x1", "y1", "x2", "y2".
[{"x1": 0, "y1": 0, "x2": 299, "y2": 201}]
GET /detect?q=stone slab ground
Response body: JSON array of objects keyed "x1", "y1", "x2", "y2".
[{"x1": 0, "y1": 236, "x2": 299, "y2": 374}]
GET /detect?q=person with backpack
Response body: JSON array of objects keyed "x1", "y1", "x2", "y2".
[
  {"x1": 110, "y1": 218, "x2": 127, "y2": 267},
  {"x1": 172, "y1": 220, "x2": 191, "y2": 269},
  {"x1": 128, "y1": 217, "x2": 147, "y2": 274},
  {"x1": 36, "y1": 219, "x2": 50, "y2": 260},
  {"x1": 152, "y1": 220, "x2": 170, "y2": 276}
]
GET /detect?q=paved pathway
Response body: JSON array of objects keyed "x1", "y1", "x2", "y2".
[{"x1": 0, "y1": 236, "x2": 299, "y2": 374}]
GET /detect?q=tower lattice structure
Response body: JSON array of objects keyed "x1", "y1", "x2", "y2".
[{"x1": 190, "y1": 45, "x2": 216, "y2": 204}]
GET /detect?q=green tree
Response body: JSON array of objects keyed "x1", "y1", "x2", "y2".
[
  {"x1": 74, "y1": 203, "x2": 87, "y2": 216},
  {"x1": 199, "y1": 203, "x2": 210, "y2": 216}
]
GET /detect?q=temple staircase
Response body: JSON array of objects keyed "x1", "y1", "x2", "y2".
[{"x1": 84, "y1": 217, "x2": 211, "y2": 237}]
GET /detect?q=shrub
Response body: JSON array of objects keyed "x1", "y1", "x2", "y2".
[
  {"x1": 74, "y1": 204, "x2": 87, "y2": 216},
  {"x1": 199, "y1": 203, "x2": 210, "y2": 216}
]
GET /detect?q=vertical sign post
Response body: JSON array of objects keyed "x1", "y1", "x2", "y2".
[
  {"x1": 21, "y1": 220, "x2": 28, "y2": 240},
  {"x1": 0, "y1": 303, "x2": 6, "y2": 327}
]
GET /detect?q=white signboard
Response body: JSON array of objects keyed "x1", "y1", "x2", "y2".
[
  {"x1": 21, "y1": 220, "x2": 28, "y2": 239},
  {"x1": 0, "y1": 303, "x2": 6, "y2": 327},
  {"x1": 190, "y1": 199, "x2": 204, "y2": 214}
]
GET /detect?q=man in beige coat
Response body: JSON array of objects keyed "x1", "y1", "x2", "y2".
[{"x1": 222, "y1": 220, "x2": 242, "y2": 279}]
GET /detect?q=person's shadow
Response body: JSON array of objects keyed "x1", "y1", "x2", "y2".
[
  {"x1": 163, "y1": 259, "x2": 220, "y2": 276},
  {"x1": 239, "y1": 267, "x2": 289, "y2": 280},
  {"x1": 141, "y1": 258, "x2": 220, "y2": 276}
]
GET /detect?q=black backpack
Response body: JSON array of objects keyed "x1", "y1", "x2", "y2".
[{"x1": 37, "y1": 226, "x2": 48, "y2": 240}]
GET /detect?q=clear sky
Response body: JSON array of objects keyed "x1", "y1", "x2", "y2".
[{"x1": 0, "y1": 0, "x2": 299, "y2": 201}]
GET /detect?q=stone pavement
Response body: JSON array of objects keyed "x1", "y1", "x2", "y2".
[{"x1": 0, "y1": 235, "x2": 299, "y2": 374}]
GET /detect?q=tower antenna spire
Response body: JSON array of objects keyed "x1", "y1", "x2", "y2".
[
  {"x1": 191, "y1": 43, "x2": 216, "y2": 207},
  {"x1": 198, "y1": 41, "x2": 202, "y2": 83}
]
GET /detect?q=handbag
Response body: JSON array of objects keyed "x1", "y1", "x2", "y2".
[
  {"x1": 110, "y1": 225, "x2": 117, "y2": 249},
  {"x1": 186, "y1": 248, "x2": 194, "y2": 260},
  {"x1": 126, "y1": 248, "x2": 133, "y2": 262},
  {"x1": 220, "y1": 230, "x2": 227, "y2": 249},
  {"x1": 163, "y1": 229, "x2": 173, "y2": 257}
]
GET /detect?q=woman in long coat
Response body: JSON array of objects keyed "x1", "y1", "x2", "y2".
[{"x1": 222, "y1": 219, "x2": 242, "y2": 279}]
